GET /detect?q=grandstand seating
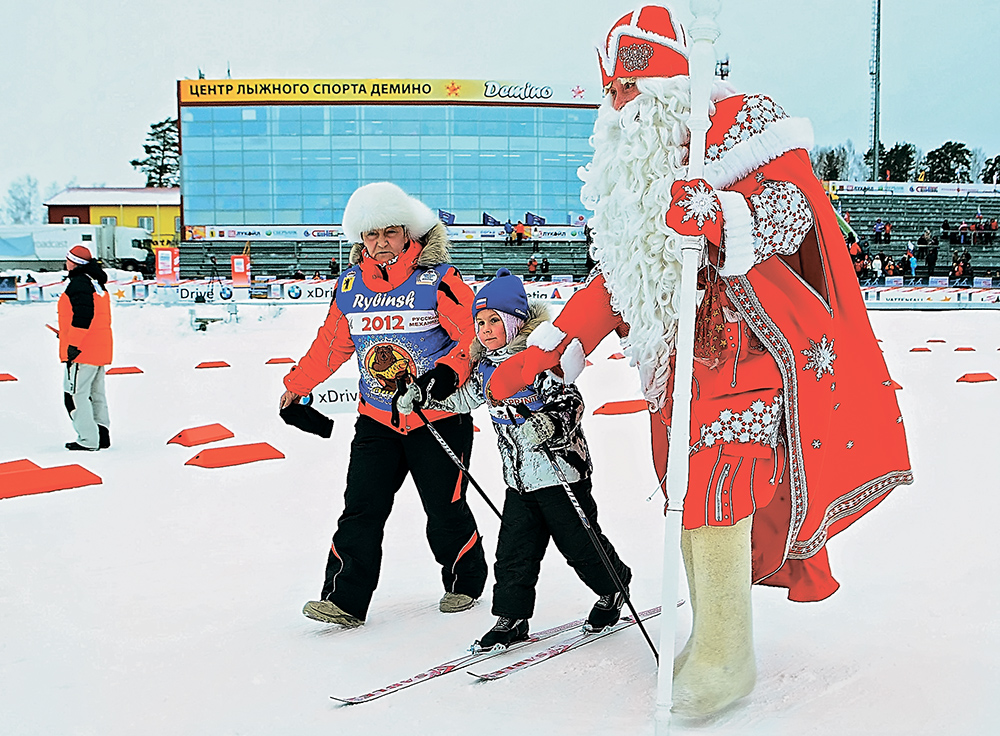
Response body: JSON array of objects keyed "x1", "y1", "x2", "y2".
[
  {"x1": 835, "y1": 191, "x2": 1000, "y2": 275},
  {"x1": 178, "y1": 238, "x2": 591, "y2": 281}
]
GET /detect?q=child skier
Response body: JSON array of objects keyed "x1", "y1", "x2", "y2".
[{"x1": 397, "y1": 268, "x2": 632, "y2": 650}]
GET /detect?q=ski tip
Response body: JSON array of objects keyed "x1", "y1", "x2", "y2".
[{"x1": 330, "y1": 696, "x2": 358, "y2": 705}]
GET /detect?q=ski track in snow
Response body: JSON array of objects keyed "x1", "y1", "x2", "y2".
[{"x1": 0, "y1": 300, "x2": 998, "y2": 736}]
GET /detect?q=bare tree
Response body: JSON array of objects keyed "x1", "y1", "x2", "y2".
[{"x1": 4, "y1": 175, "x2": 42, "y2": 224}]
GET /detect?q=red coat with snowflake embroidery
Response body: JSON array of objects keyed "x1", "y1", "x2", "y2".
[{"x1": 487, "y1": 93, "x2": 913, "y2": 603}]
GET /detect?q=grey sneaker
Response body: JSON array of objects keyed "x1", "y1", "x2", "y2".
[
  {"x1": 439, "y1": 592, "x2": 476, "y2": 613},
  {"x1": 302, "y1": 600, "x2": 364, "y2": 627}
]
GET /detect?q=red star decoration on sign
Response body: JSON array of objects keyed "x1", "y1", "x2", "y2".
[
  {"x1": 446, "y1": 81, "x2": 461, "y2": 96},
  {"x1": 572, "y1": 85, "x2": 585, "y2": 98}
]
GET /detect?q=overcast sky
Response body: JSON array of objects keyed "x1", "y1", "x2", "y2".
[{"x1": 1, "y1": 0, "x2": 997, "y2": 201}]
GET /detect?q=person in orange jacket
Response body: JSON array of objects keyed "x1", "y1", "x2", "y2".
[
  {"x1": 279, "y1": 182, "x2": 488, "y2": 627},
  {"x1": 58, "y1": 244, "x2": 113, "y2": 451}
]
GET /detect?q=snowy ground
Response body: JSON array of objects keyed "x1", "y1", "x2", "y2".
[{"x1": 1, "y1": 299, "x2": 998, "y2": 736}]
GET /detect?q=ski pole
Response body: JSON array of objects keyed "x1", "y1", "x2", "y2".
[
  {"x1": 395, "y1": 376, "x2": 503, "y2": 521},
  {"x1": 514, "y1": 405, "x2": 659, "y2": 664}
]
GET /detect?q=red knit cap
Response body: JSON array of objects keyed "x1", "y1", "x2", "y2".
[
  {"x1": 67, "y1": 244, "x2": 93, "y2": 265},
  {"x1": 596, "y1": 5, "x2": 689, "y2": 89}
]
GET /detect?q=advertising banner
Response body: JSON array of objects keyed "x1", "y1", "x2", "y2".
[
  {"x1": 231, "y1": 255, "x2": 250, "y2": 285},
  {"x1": 179, "y1": 79, "x2": 599, "y2": 106},
  {"x1": 154, "y1": 247, "x2": 180, "y2": 285}
]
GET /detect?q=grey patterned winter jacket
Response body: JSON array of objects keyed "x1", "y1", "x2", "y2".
[{"x1": 427, "y1": 302, "x2": 592, "y2": 493}]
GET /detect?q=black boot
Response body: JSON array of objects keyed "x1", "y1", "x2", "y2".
[
  {"x1": 586, "y1": 589, "x2": 627, "y2": 631},
  {"x1": 65, "y1": 442, "x2": 98, "y2": 452},
  {"x1": 475, "y1": 617, "x2": 529, "y2": 651},
  {"x1": 98, "y1": 426, "x2": 111, "y2": 449}
]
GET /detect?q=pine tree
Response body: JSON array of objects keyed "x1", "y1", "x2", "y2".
[
  {"x1": 918, "y1": 141, "x2": 973, "y2": 183},
  {"x1": 130, "y1": 118, "x2": 180, "y2": 188}
]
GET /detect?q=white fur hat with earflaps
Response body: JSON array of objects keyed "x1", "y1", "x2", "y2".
[{"x1": 341, "y1": 182, "x2": 440, "y2": 244}]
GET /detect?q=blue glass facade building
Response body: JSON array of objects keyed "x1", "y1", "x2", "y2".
[{"x1": 179, "y1": 96, "x2": 599, "y2": 230}]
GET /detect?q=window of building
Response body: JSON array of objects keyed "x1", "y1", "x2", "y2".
[
  {"x1": 174, "y1": 216, "x2": 181, "y2": 233},
  {"x1": 137, "y1": 216, "x2": 155, "y2": 231},
  {"x1": 101, "y1": 216, "x2": 117, "y2": 226},
  {"x1": 62, "y1": 216, "x2": 80, "y2": 224}
]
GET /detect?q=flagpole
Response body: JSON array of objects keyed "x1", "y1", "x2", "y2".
[{"x1": 654, "y1": 2, "x2": 720, "y2": 734}]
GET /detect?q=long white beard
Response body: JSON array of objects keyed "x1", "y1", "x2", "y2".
[{"x1": 578, "y1": 77, "x2": 693, "y2": 409}]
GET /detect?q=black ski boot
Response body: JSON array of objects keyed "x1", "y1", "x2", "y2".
[
  {"x1": 475, "y1": 617, "x2": 529, "y2": 651},
  {"x1": 98, "y1": 426, "x2": 111, "y2": 449},
  {"x1": 586, "y1": 589, "x2": 627, "y2": 631}
]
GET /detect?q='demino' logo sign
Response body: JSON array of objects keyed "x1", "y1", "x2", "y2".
[{"x1": 363, "y1": 343, "x2": 416, "y2": 392}]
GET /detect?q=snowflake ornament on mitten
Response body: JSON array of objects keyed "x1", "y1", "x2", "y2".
[{"x1": 665, "y1": 178, "x2": 724, "y2": 244}]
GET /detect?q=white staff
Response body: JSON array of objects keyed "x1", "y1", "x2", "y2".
[{"x1": 655, "y1": 1, "x2": 720, "y2": 733}]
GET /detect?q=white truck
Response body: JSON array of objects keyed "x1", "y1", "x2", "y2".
[{"x1": 0, "y1": 223, "x2": 153, "y2": 273}]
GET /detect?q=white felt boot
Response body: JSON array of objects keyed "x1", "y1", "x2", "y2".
[{"x1": 671, "y1": 515, "x2": 757, "y2": 717}]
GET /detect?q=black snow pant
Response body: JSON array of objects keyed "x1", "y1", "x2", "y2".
[
  {"x1": 320, "y1": 413, "x2": 488, "y2": 620},
  {"x1": 491, "y1": 477, "x2": 631, "y2": 620}
]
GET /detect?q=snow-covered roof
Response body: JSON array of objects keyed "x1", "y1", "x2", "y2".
[{"x1": 44, "y1": 187, "x2": 180, "y2": 207}]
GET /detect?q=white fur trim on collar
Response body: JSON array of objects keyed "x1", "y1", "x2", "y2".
[
  {"x1": 704, "y1": 116, "x2": 814, "y2": 191},
  {"x1": 526, "y1": 320, "x2": 566, "y2": 352}
]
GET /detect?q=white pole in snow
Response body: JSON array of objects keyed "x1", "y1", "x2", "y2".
[{"x1": 654, "y1": 1, "x2": 720, "y2": 734}]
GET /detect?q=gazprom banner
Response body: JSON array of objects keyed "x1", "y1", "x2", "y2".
[{"x1": 178, "y1": 79, "x2": 599, "y2": 106}]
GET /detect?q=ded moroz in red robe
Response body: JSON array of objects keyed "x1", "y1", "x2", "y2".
[{"x1": 488, "y1": 93, "x2": 913, "y2": 603}]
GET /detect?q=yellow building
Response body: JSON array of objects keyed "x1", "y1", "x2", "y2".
[{"x1": 45, "y1": 187, "x2": 180, "y2": 246}]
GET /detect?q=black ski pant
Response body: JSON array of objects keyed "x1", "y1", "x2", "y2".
[
  {"x1": 491, "y1": 477, "x2": 631, "y2": 620},
  {"x1": 320, "y1": 413, "x2": 488, "y2": 619}
]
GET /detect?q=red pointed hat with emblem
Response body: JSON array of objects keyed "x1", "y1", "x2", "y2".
[{"x1": 597, "y1": 5, "x2": 689, "y2": 89}]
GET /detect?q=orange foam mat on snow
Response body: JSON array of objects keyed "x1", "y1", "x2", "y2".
[
  {"x1": 954, "y1": 347, "x2": 976, "y2": 352},
  {"x1": 0, "y1": 459, "x2": 42, "y2": 474},
  {"x1": 107, "y1": 366, "x2": 144, "y2": 375},
  {"x1": 593, "y1": 399, "x2": 648, "y2": 415},
  {"x1": 195, "y1": 361, "x2": 230, "y2": 369},
  {"x1": 887, "y1": 380, "x2": 903, "y2": 390},
  {"x1": 927, "y1": 339, "x2": 946, "y2": 343},
  {"x1": 167, "y1": 423, "x2": 235, "y2": 447},
  {"x1": 0, "y1": 464, "x2": 102, "y2": 500},
  {"x1": 608, "y1": 353, "x2": 626, "y2": 360},
  {"x1": 185, "y1": 442, "x2": 285, "y2": 468},
  {"x1": 910, "y1": 347, "x2": 931, "y2": 352},
  {"x1": 957, "y1": 373, "x2": 996, "y2": 383},
  {"x1": 0, "y1": 373, "x2": 16, "y2": 381},
  {"x1": 265, "y1": 357, "x2": 295, "y2": 364}
]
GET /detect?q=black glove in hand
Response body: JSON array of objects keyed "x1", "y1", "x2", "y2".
[
  {"x1": 66, "y1": 345, "x2": 81, "y2": 364},
  {"x1": 414, "y1": 364, "x2": 459, "y2": 403}
]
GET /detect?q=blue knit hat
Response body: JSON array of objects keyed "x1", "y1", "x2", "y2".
[{"x1": 473, "y1": 268, "x2": 528, "y2": 319}]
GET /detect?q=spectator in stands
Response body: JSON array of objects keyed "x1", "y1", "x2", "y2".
[
  {"x1": 540, "y1": 258, "x2": 550, "y2": 279},
  {"x1": 328, "y1": 257, "x2": 340, "y2": 279},
  {"x1": 989, "y1": 218, "x2": 997, "y2": 244},
  {"x1": 504, "y1": 220, "x2": 514, "y2": 243},
  {"x1": 908, "y1": 251, "x2": 917, "y2": 278},
  {"x1": 958, "y1": 220, "x2": 969, "y2": 245},
  {"x1": 951, "y1": 257, "x2": 965, "y2": 279},
  {"x1": 884, "y1": 221, "x2": 892, "y2": 244},
  {"x1": 925, "y1": 246, "x2": 938, "y2": 277},
  {"x1": 291, "y1": 269, "x2": 306, "y2": 280},
  {"x1": 515, "y1": 221, "x2": 525, "y2": 245},
  {"x1": 527, "y1": 256, "x2": 538, "y2": 280},
  {"x1": 873, "y1": 218, "x2": 885, "y2": 244},
  {"x1": 844, "y1": 210, "x2": 851, "y2": 224},
  {"x1": 917, "y1": 228, "x2": 932, "y2": 246},
  {"x1": 883, "y1": 256, "x2": 897, "y2": 277},
  {"x1": 872, "y1": 252, "x2": 883, "y2": 281},
  {"x1": 311, "y1": 271, "x2": 322, "y2": 279}
]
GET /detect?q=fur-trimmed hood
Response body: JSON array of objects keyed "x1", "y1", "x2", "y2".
[
  {"x1": 349, "y1": 222, "x2": 451, "y2": 267},
  {"x1": 472, "y1": 300, "x2": 551, "y2": 362}
]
